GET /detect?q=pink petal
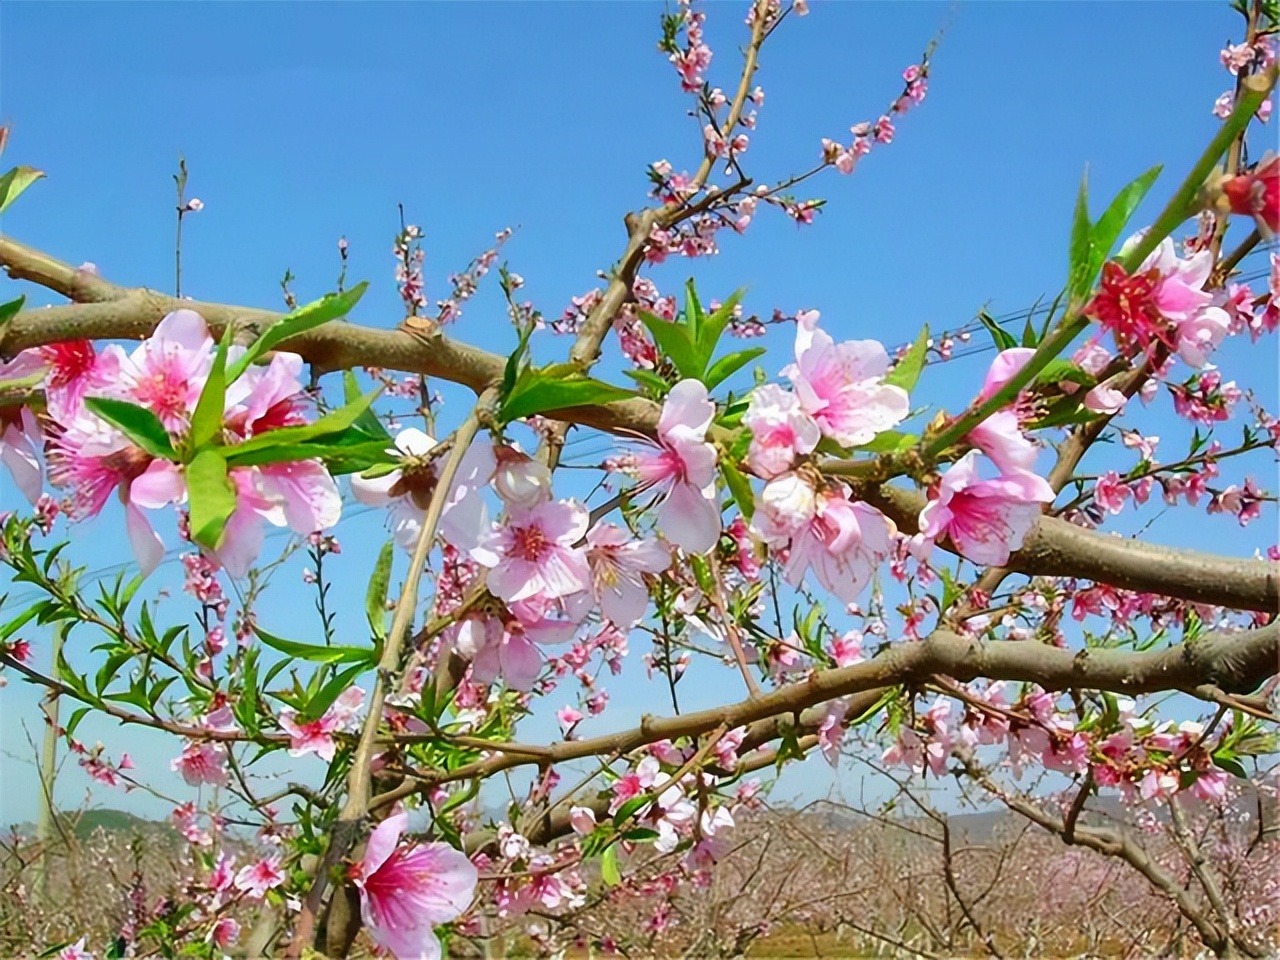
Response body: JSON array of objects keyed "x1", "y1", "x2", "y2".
[
  {"x1": 658, "y1": 480, "x2": 720, "y2": 554},
  {"x1": 125, "y1": 503, "x2": 165, "y2": 578}
]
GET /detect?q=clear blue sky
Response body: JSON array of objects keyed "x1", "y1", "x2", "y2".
[{"x1": 1, "y1": 2, "x2": 1274, "y2": 826}]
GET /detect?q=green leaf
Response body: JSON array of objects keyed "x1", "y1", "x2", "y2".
[
  {"x1": 224, "y1": 435, "x2": 398, "y2": 472},
  {"x1": 638, "y1": 311, "x2": 702, "y2": 378},
  {"x1": 1034, "y1": 359, "x2": 1097, "y2": 388},
  {"x1": 226, "y1": 283, "x2": 368, "y2": 382},
  {"x1": 622, "y1": 368, "x2": 672, "y2": 397},
  {"x1": 226, "y1": 388, "x2": 383, "y2": 458},
  {"x1": 720, "y1": 461, "x2": 755, "y2": 521},
  {"x1": 1212, "y1": 752, "x2": 1247, "y2": 780},
  {"x1": 600, "y1": 844, "x2": 621, "y2": 886},
  {"x1": 83, "y1": 397, "x2": 176, "y2": 460},
  {"x1": 683, "y1": 278, "x2": 705, "y2": 345},
  {"x1": 255, "y1": 626, "x2": 378, "y2": 665},
  {"x1": 0, "y1": 294, "x2": 24, "y2": 333},
  {"x1": 976, "y1": 310, "x2": 1017, "y2": 352},
  {"x1": 189, "y1": 326, "x2": 232, "y2": 451},
  {"x1": 696, "y1": 289, "x2": 746, "y2": 362},
  {"x1": 855, "y1": 430, "x2": 917, "y2": 453},
  {"x1": 186, "y1": 449, "x2": 236, "y2": 551},
  {"x1": 883, "y1": 325, "x2": 929, "y2": 392},
  {"x1": 0, "y1": 165, "x2": 44, "y2": 215},
  {"x1": 301, "y1": 661, "x2": 370, "y2": 723},
  {"x1": 501, "y1": 369, "x2": 635, "y2": 423},
  {"x1": 502, "y1": 323, "x2": 535, "y2": 401},
  {"x1": 366, "y1": 540, "x2": 394, "y2": 641},
  {"x1": 343, "y1": 370, "x2": 391, "y2": 439},
  {"x1": 1090, "y1": 165, "x2": 1162, "y2": 283},
  {"x1": 1067, "y1": 168, "x2": 1092, "y2": 298},
  {"x1": 704, "y1": 346, "x2": 766, "y2": 391}
]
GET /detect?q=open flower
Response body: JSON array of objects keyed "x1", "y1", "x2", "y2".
[
  {"x1": 783, "y1": 311, "x2": 909, "y2": 447},
  {"x1": 585, "y1": 524, "x2": 671, "y2": 626},
  {"x1": 472, "y1": 499, "x2": 591, "y2": 604},
  {"x1": 351, "y1": 429, "x2": 495, "y2": 552},
  {"x1": 918, "y1": 451, "x2": 1054, "y2": 566},
  {"x1": 351, "y1": 811, "x2": 478, "y2": 960},
  {"x1": 632, "y1": 379, "x2": 720, "y2": 553},
  {"x1": 742, "y1": 383, "x2": 820, "y2": 478},
  {"x1": 751, "y1": 473, "x2": 895, "y2": 604}
]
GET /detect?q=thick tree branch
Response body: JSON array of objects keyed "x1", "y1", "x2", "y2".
[{"x1": 3, "y1": 235, "x2": 1276, "y2": 615}]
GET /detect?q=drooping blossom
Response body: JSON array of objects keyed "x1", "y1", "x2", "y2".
[
  {"x1": 350, "y1": 811, "x2": 478, "y2": 960},
  {"x1": 585, "y1": 523, "x2": 671, "y2": 626},
  {"x1": 453, "y1": 598, "x2": 585, "y2": 691},
  {"x1": 783, "y1": 311, "x2": 909, "y2": 448},
  {"x1": 751, "y1": 472, "x2": 895, "y2": 604},
  {"x1": 968, "y1": 348, "x2": 1039, "y2": 473},
  {"x1": 742, "y1": 383, "x2": 820, "y2": 478},
  {"x1": 493, "y1": 443, "x2": 552, "y2": 509},
  {"x1": 917, "y1": 451, "x2": 1054, "y2": 567},
  {"x1": 631, "y1": 379, "x2": 720, "y2": 553},
  {"x1": 472, "y1": 498, "x2": 591, "y2": 604},
  {"x1": 569, "y1": 806, "x2": 597, "y2": 836}
]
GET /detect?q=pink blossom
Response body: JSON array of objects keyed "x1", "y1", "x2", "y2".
[
  {"x1": 569, "y1": 806, "x2": 597, "y2": 836},
  {"x1": 752, "y1": 474, "x2": 895, "y2": 604},
  {"x1": 969, "y1": 409, "x2": 1038, "y2": 474},
  {"x1": 557, "y1": 705, "x2": 584, "y2": 733},
  {"x1": 1093, "y1": 472, "x2": 1130, "y2": 515},
  {"x1": 171, "y1": 740, "x2": 229, "y2": 786},
  {"x1": 493, "y1": 443, "x2": 552, "y2": 509},
  {"x1": 1084, "y1": 381, "x2": 1128, "y2": 415},
  {"x1": 1175, "y1": 305, "x2": 1231, "y2": 368},
  {"x1": 585, "y1": 523, "x2": 671, "y2": 626},
  {"x1": 830, "y1": 630, "x2": 864, "y2": 667},
  {"x1": 58, "y1": 938, "x2": 94, "y2": 960},
  {"x1": 352, "y1": 429, "x2": 496, "y2": 552},
  {"x1": 918, "y1": 452, "x2": 1054, "y2": 567},
  {"x1": 473, "y1": 499, "x2": 591, "y2": 604},
  {"x1": 351, "y1": 812, "x2": 478, "y2": 960},
  {"x1": 818, "y1": 699, "x2": 849, "y2": 766},
  {"x1": 632, "y1": 379, "x2": 720, "y2": 553},
  {"x1": 112, "y1": 309, "x2": 214, "y2": 431},
  {"x1": 742, "y1": 383, "x2": 821, "y2": 478},
  {"x1": 209, "y1": 918, "x2": 240, "y2": 948},
  {"x1": 783, "y1": 311, "x2": 909, "y2": 448},
  {"x1": 234, "y1": 855, "x2": 285, "y2": 899}
]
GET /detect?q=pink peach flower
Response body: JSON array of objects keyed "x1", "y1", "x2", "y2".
[
  {"x1": 632, "y1": 379, "x2": 720, "y2": 553},
  {"x1": 585, "y1": 523, "x2": 671, "y2": 626},
  {"x1": 351, "y1": 811, "x2": 478, "y2": 960},
  {"x1": 742, "y1": 383, "x2": 821, "y2": 478},
  {"x1": 472, "y1": 499, "x2": 591, "y2": 604},
  {"x1": 783, "y1": 311, "x2": 909, "y2": 448},
  {"x1": 918, "y1": 452, "x2": 1054, "y2": 567}
]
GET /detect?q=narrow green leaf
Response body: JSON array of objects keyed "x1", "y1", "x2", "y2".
[
  {"x1": 976, "y1": 311, "x2": 1017, "y2": 352},
  {"x1": 696, "y1": 289, "x2": 746, "y2": 363},
  {"x1": 501, "y1": 370, "x2": 635, "y2": 423},
  {"x1": 227, "y1": 388, "x2": 383, "y2": 458},
  {"x1": 189, "y1": 326, "x2": 232, "y2": 451},
  {"x1": 0, "y1": 165, "x2": 44, "y2": 215},
  {"x1": 704, "y1": 346, "x2": 766, "y2": 391},
  {"x1": 366, "y1": 540, "x2": 394, "y2": 641},
  {"x1": 301, "y1": 661, "x2": 370, "y2": 723},
  {"x1": 0, "y1": 294, "x2": 24, "y2": 333},
  {"x1": 1067, "y1": 168, "x2": 1092, "y2": 298},
  {"x1": 683, "y1": 278, "x2": 705, "y2": 345},
  {"x1": 622, "y1": 368, "x2": 672, "y2": 396},
  {"x1": 226, "y1": 283, "x2": 368, "y2": 382},
  {"x1": 883, "y1": 325, "x2": 929, "y2": 391},
  {"x1": 224, "y1": 436, "x2": 398, "y2": 472},
  {"x1": 1034, "y1": 359, "x2": 1096, "y2": 388},
  {"x1": 83, "y1": 397, "x2": 176, "y2": 460},
  {"x1": 343, "y1": 370, "x2": 391, "y2": 439},
  {"x1": 255, "y1": 626, "x2": 377, "y2": 665},
  {"x1": 855, "y1": 430, "x2": 917, "y2": 453},
  {"x1": 186, "y1": 449, "x2": 236, "y2": 551},
  {"x1": 1089, "y1": 165, "x2": 1162, "y2": 283},
  {"x1": 720, "y1": 461, "x2": 755, "y2": 521},
  {"x1": 638, "y1": 311, "x2": 702, "y2": 378},
  {"x1": 601, "y1": 844, "x2": 621, "y2": 886}
]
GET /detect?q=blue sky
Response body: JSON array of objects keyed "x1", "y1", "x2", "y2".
[{"x1": 1, "y1": 2, "x2": 1274, "y2": 826}]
